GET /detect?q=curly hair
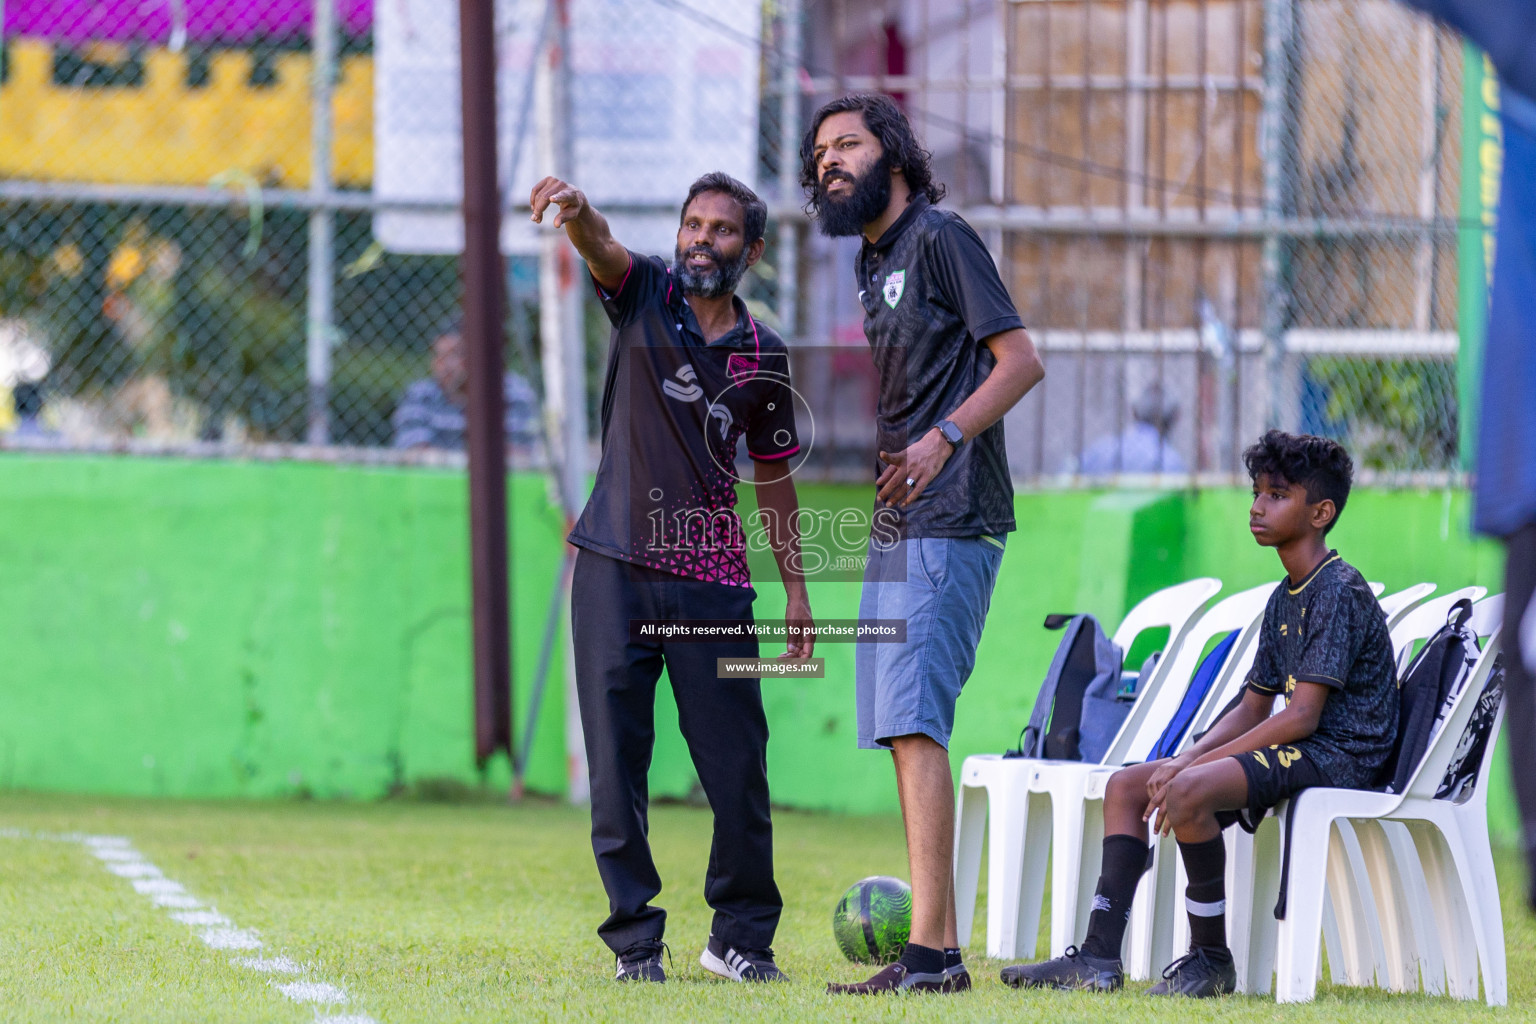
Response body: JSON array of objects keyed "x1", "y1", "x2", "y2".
[
  {"x1": 799, "y1": 93, "x2": 946, "y2": 212},
  {"x1": 1243, "y1": 430, "x2": 1355, "y2": 533},
  {"x1": 681, "y1": 171, "x2": 767, "y2": 246}
]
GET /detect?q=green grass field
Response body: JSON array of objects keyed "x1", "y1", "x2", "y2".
[{"x1": 1, "y1": 791, "x2": 1530, "y2": 1022}]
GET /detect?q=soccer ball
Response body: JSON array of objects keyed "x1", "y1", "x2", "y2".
[{"x1": 831, "y1": 875, "x2": 912, "y2": 963}]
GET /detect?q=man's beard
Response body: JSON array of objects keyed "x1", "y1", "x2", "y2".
[
  {"x1": 813, "y1": 153, "x2": 895, "y2": 237},
  {"x1": 673, "y1": 242, "x2": 749, "y2": 299}
]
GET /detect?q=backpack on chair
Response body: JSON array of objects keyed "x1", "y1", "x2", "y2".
[
  {"x1": 1379, "y1": 597, "x2": 1478, "y2": 794},
  {"x1": 1008, "y1": 613, "x2": 1138, "y2": 763}
]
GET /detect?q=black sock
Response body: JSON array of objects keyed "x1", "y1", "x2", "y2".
[
  {"x1": 944, "y1": 947, "x2": 963, "y2": 969},
  {"x1": 1178, "y1": 835, "x2": 1229, "y2": 954},
  {"x1": 898, "y1": 941, "x2": 944, "y2": 974},
  {"x1": 1079, "y1": 834, "x2": 1152, "y2": 961}
]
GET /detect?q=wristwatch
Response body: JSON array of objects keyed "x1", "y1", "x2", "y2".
[{"x1": 936, "y1": 420, "x2": 964, "y2": 449}]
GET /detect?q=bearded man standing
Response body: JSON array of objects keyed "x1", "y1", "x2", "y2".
[
  {"x1": 530, "y1": 171, "x2": 814, "y2": 984},
  {"x1": 802, "y1": 95, "x2": 1045, "y2": 994}
]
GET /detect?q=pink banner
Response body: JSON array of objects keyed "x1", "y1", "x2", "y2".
[{"x1": 3, "y1": 1, "x2": 373, "y2": 44}]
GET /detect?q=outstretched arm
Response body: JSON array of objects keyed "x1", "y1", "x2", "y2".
[{"x1": 529, "y1": 176, "x2": 631, "y2": 292}]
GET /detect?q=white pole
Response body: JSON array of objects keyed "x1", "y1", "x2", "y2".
[
  {"x1": 776, "y1": 0, "x2": 801, "y2": 339},
  {"x1": 306, "y1": 0, "x2": 338, "y2": 445},
  {"x1": 1260, "y1": 0, "x2": 1294, "y2": 431},
  {"x1": 538, "y1": 0, "x2": 590, "y2": 804}
]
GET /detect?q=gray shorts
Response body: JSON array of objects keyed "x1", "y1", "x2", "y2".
[{"x1": 855, "y1": 535, "x2": 1006, "y2": 750}]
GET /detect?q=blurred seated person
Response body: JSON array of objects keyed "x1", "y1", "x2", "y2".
[
  {"x1": 1070, "y1": 383, "x2": 1188, "y2": 475},
  {"x1": 7, "y1": 382, "x2": 56, "y2": 441},
  {"x1": 393, "y1": 318, "x2": 540, "y2": 453}
]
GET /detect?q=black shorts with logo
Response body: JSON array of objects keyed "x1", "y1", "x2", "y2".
[{"x1": 1216, "y1": 744, "x2": 1329, "y2": 831}]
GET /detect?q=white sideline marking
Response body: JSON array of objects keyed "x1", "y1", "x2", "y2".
[
  {"x1": 201, "y1": 927, "x2": 264, "y2": 951},
  {"x1": 234, "y1": 955, "x2": 302, "y2": 974},
  {"x1": 107, "y1": 862, "x2": 164, "y2": 879},
  {"x1": 0, "y1": 829, "x2": 380, "y2": 1022},
  {"x1": 151, "y1": 892, "x2": 204, "y2": 909},
  {"x1": 276, "y1": 981, "x2": 349, "y2": 1004}
]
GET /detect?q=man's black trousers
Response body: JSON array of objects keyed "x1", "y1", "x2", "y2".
[{"x1": 571, "y1": 548, "x2": 782, "y2": 953}]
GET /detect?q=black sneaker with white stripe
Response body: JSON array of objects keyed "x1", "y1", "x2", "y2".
[
  {"x1": 700, "y1": 934, "x2": 787, "y2": 982},
  {"x1": 615, "y1": 939, "x2": 667, "y2": 982}
]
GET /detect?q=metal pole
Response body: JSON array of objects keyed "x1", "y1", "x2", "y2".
[
  {"x1": 306, "y1": 0, "x2": 337, "y2": 446},
  {"x1": 538, "y1": 0, "x2": 590, "y2": 803},
  {"x1": 776, "y1": 0, "x2": 801, "y2": 339},
  {"x1": 460, "y1": 0, "x2": 514, "y2": 766}
]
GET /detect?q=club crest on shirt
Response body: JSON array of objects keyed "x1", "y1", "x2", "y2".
[
  {"x1": 726, "y1": 353, "x2": 759, "y2": 382},
  {"x1": 882, "y1": 270, "x2": 906, "y2": 309}
]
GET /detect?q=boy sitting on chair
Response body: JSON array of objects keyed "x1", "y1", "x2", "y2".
[{"x1": 1000, "y1": 430, "x2": 1398, "y2": 997}]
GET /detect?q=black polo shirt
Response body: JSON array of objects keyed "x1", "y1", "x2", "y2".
[
  {"x1": 855, "y1": 195, "x2": 1024, "y2": 538},
  {"x1": 567, "y1": 251, "x2": 800, "y2": 588}
]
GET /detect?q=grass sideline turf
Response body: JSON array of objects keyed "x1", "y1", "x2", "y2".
[{"x1": 0, "y1": 791, "x2": 1530, "y2": 1022}]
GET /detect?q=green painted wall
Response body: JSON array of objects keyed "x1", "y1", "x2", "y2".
[
  {"x1": 0, "y1": 456, "x2": 1515, "y2": 838},
  {"x1": 0, "y1": 455, "x2": 569, "y2": 800}
]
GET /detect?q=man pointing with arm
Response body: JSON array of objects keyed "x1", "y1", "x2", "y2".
[{"x1": 531, "y1": 171, "x2": 813, "y2": 983}]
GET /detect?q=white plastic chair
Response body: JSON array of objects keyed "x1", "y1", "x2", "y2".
[
  {"x1": 1261, "y1": 604, "x2": 1506, "y2": 1004},
  {"x1": 953, "y1": 577, "x2": 1221, "y2": 957},
  {"x1": 975, "y1": 579, "x2": 1400, "y2": 976},
  {"x1": 1377, "y1": 581, "x2": 1437, "y2": 629},
  {"x1": 1222, "y1": 586, "x2": 1483, "y2": 993},
  {"x1": 1231, "y1": 589, "x2": 1499, "y2": 1001},
  {"x1": 1220, "y1": 586, "x2": 1476, "y2": 991},
  {"x1": 1128, "y1": 582, "x2": 1443, "y2": 983},
  {"x1": 1034, "y1": 583, "x2": 1275, "y2": 967},
  {"x1": 1325, "y1": 595, "x2": 1506, "y2": 1002},
  {"x1": 1390, "y1": 587, "x2": 1488, "y2": 671},
  {"x1": 1035, "y1": 582, "x2": 1269, "y2": 973}
]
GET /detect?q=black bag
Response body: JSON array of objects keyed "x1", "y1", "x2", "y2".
[{"x1": 1379, "y1": 598, "x2": 1477, "y2": 795}]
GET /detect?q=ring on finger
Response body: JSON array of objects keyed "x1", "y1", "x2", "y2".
[{"x1": 905, "y1": 477, "x2": 916, "y2": 487}]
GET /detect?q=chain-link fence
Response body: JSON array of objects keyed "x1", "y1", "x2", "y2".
[
  {"x1": 0, "y1": 0, "x2": 1478, "y2": 482},
  {"x1": 799, "y1": 0, "x2": 1470, "y2": 483}
]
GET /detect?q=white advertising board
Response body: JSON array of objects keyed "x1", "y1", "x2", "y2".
[{"x1": 374, "y1": 0, "x2": 761, "y2": 257}]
